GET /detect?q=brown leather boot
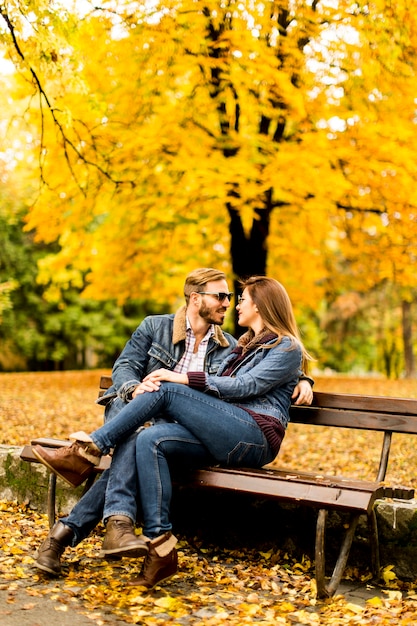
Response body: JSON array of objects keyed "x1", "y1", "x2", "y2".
[
  {"x1": 100, "y1": 516, "x2": 149, "y2": 558},
  {"x1": 35, "y1": 522, "x2": 74, "y2": 575},
  {"x1": 129, "y1": 532, "x2": 178, "y2": 589},
  {"x1": 32, "y1": 441, "x2": 101, "y2": 488}
]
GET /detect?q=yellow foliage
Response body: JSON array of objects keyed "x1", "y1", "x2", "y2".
[
  {"x1": 1, "y1": 0, "x2": 417, "y2": 316},
  {"x1": 382, "y1": 565, "x2": 398, "y2": 585}
]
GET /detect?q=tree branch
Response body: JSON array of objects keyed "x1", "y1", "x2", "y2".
[{"x1": 0, "y1": 7, "x2": 135, "y2": 192}]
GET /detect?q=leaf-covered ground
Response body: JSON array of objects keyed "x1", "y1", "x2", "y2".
[
  {"x1": 2, "y1": 500, "x2": 417, "y2": 625},
  {"x1": 1, "y1": 371, "x2": 417, "y2": 624}
]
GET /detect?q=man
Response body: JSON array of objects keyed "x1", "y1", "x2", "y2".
[{"x1": 35, "y1": 268, "x2": 313, "y2": 575}]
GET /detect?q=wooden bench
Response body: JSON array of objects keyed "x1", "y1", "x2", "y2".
[{"x1": 20, "y1": 375, "x2": 417, "y2": 598}]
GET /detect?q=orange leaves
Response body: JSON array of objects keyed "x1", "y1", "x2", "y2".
[
  {"x1": 0, "y1": 370, "x2": 108, "y2": 445},
  {"x1": 0, "y1": 501, "x2": 317, "y2": 624},
  {"x1": 0, "y1": 489, "x2": 416, "y2": 622},
  {"x1": 3, "y1": 372, "x2": 417, "y2": 623},
  {"x1": 1, "y1": 0, "x2": 417, "y2": 324}
]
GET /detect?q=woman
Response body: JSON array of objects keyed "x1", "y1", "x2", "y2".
[{"x1": 33, "y1": 276, "x2": 311, "y2": 588}]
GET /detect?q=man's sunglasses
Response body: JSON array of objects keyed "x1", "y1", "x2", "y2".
[{"x1": 197, "y1": 292, "x2": 234, "y2": 302}]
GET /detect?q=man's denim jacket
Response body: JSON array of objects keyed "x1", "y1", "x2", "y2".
[{"x1": 99, "y1": 306, "x2": 236, "y2": 415}]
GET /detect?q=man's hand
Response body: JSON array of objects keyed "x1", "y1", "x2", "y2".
[{"x1": 292, "y1": 379, "x2": 313, "y2": 405}]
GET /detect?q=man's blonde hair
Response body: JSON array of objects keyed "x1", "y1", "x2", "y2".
[{"x1": 184, "y1": 268, "x2": 227, "y2": 304}]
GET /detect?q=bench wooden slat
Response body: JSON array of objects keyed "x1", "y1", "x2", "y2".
[
  {"x1": 30, "y1": 437, "x2": 73, "y2": 448},
  {"x1": 310, "y1": 391, "x2": 417, "y2": 414},
  {"x1": 22, "y1": 440, "x2": 413, "y2": 510},
  {"x1": 100, "y1": 375, "x2": 113, "y2": 390},
  {"x1": 179, "y1": 467, "x2": 413, "y2": 513},
  {"x1": 197, "y1": 464, "x2": 414, "y2": 496},
  {"x1": 98, "y1": 379, "x2": 417, "y2": 417},
  {"x1": 290, "y1": 406, "x2": 417, "y2": 433},
  {"x1": 98, "y1": 380, "x2": 417, "y2": 432}
]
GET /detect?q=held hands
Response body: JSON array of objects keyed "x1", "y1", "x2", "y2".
[
  {"x1": 291, "y1": 379, "x2": 313, "y2": 406},
  {"x1": 132, "y1": 369, "x2": 188, "y2": 398},
  {"x1": 133, "y1": 369, "x2": 313, "y2": 403}
]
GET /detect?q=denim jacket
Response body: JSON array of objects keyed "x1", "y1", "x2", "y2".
[
  {"x1": 203, "y1": 336, "x2": 302, "y2": 428},
  {"x1": 101, "y1": 305, "x2": 236, "y2": 407}
]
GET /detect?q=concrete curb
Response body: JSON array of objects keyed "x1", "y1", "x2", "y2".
[
  {"x1": 2, "y1": 444, "x2": 417, "y2": 580},
  {"x1": 0, "y1": 444, "x2": 88, "y2": 514}
]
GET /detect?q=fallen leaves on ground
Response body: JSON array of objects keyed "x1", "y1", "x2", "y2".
[
  {"x1": 1, "y1": 372, "x2": 417, "y2": 623},
  {"x1": 0, "y1": 370, "x2": 107, "y2": 446},
  {"x1": 1, "y1": 500, "x2": 417, "y2": 625}
]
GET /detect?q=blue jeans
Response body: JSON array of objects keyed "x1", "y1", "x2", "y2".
[
  {"x1": 91, "y1": 384, "x2": 275, "y2": 535},
  {"x1": 135, "y1": 422, "x2": 214, "y2": 538},
  {"x1": 92, "y1": 383, "x2": 274, "y2": 466},
  {"x1": 61, "y1": 397, "x2": 139, "y2": 545}
]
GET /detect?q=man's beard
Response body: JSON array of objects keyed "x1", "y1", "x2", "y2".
[{"x1": 199, "y1": 302, "x2": 225, "y2": 326}]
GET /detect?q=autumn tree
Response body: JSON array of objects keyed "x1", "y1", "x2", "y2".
[
  {"x1": 1, "y1": 0, "x2": 417, "y2": 374},
  {"x1": 1, "y1": 1, "x2": 348, "y2": 300},
  {"x1": 319, "y1": 2, "x2": 417, "y2": 376}
]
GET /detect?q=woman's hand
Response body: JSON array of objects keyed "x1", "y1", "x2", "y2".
[
  {"x1": 131, "y1": 380, "x2": 160, "y2": 397},
  {"x1": 132, "y1": 369, "x2": 187, "y2": 397},
  {"x1": 142, "y1": 368, "x2": 188, "y2": 387},
  {"x1": 291, "y1": 379, "x2": 313, "y2": 405}
]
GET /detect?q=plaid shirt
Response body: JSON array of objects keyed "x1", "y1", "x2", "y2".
[{"x1": 174, "y1": 318, "x2": 214, "y2": 374}]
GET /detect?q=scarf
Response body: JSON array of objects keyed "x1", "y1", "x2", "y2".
[{"x1": 237, "y1": 328, "x2": 278, "y2": 354}]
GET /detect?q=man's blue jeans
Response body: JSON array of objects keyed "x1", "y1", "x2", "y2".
[
  {"x1": 135, "y1": 422, "x2": 213, "y2": 538},
  {"x1": 60, "y1": 397, "x2": 140, "y2": 546}
]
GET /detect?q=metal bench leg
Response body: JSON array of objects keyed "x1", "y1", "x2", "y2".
[
  {"x1": 315, "y1": 509, "x2": 361, "y2": 598},
  {"x1": 47, "y1": 472, "x2": 57, "y2": 529},
  {"x1": 368, "y1": 508, "x2": 380, "y2": 578},
  {"x1": 315, "y1": 509, "x2": 327, "y2": 598},
  {"x1": 47, "y1": 471, "x2": 96, "y2": 528}
]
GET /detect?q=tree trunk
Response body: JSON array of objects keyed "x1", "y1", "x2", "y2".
[{"x1": 228, "y1": 204, "x2": 271, "y2": 335}]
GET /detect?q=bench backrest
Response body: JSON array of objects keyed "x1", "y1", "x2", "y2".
[
  {"x1": 290, "y1": 392, "x2": 417, "y2": 483},
  {"x1": 290, "y1": 392, "x2": 417, "y2": 434}
]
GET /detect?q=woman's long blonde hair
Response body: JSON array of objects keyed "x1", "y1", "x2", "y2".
[{"x1": 240, "y1": 276, "x2": 312, "y2": 371}]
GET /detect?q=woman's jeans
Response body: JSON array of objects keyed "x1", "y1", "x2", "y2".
[
  {"x1": 90, "y1": 383, "x2": 276, "y2": 539},
  {"x1": 91, "y1": 383, "x2": 274, "y2": 467}
]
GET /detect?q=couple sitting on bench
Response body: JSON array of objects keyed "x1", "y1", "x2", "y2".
[{"x1": 32, "y1": 269, "x2": 313, "y2": 589}]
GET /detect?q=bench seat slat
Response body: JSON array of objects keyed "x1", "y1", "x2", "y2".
[
  {"x1": 195, "y1": 464, "x2": 379, "y2": 489},
  {"x1": 180, "y1": 468, "x2": 390, "y2": 513},
  {"x1": 200, "y1": 465, "x2": 412, "y2": 494},
  {"x1": 22, "y1": 441, "x2": 414, "y2": 506}
]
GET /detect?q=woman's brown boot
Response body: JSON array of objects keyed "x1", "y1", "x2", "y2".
[{"x1": 129, "y1": 532, "x2": 178, "y2": 589}]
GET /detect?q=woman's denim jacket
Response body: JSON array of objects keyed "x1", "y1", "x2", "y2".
[
  {"x1": 99, "y1": 305, "x2": 236, "y2": 411},
  {"x1": 203, "y1": 336, "x2": 302, "y2": 429}
]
